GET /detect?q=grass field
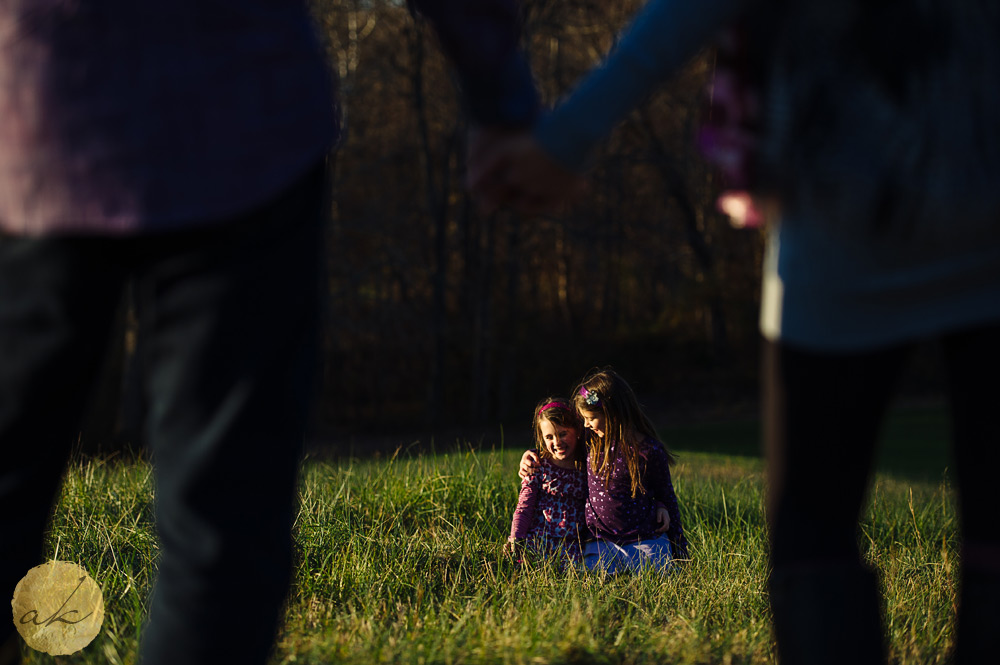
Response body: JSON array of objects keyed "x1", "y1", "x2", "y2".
[{"x1": 24, "y1": 406, "x2": 957, "y2": 664}]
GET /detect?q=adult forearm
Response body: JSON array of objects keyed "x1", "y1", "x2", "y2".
[{"x1": 536, "y1": 0, "x2": 750, "y2": 170}]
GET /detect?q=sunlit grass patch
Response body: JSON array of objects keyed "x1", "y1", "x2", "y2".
[{"x1": 29, "y1": 414, "x2": 957, "y2": 664}]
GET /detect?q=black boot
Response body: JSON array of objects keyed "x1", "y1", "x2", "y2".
[
  {"x1": 769, "y1": 562, "x2": 886, "y2": 665},
  {"x1": 954, "y1": 567, "x2": 1000, "y2": 664}
]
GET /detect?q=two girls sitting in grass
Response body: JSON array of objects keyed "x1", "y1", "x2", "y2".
[{"x1": 508, "y1": 368, "x2": 689, "y2": 572}]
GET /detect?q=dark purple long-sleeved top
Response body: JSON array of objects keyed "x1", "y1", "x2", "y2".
[
  {"x1": 586, "y1": 437, "x2": 689, "y2": 559},
  {"x1": 0, "y1": 0, "x2": 537, "y2": 235}
]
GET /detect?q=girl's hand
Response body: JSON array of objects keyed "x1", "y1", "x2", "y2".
[
  {"x1": 504, "y1": 539, "x2": 522, "y2": 560},
  {"x1": 654, "y1": 506, "x2": 671, "y2": 533},
  {"x1": 519, "y1": 450, "x2": 540, "y2": 479}
]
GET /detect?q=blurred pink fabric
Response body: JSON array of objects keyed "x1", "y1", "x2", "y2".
[{"x1": 697, "y1": 25, "x2": 764, "y2": 228}]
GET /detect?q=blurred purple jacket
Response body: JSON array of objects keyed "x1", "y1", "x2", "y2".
[{"x1": 0, "y1": 0, "x2": 536, "y2": 236}]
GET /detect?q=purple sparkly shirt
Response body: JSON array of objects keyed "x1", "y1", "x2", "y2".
[{"x1": 586, "y1": 437, "x2": 689, "y2": 559}]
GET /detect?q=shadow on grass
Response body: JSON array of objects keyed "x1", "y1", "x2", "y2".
[{"x1": 665, "y1": 404, "x2": 954, "y2": 485}]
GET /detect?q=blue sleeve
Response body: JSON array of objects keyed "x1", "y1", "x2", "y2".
[
  {"x1": 408, "y1": 0, "x2": 539, "y2": 127},
  {"x1": 534, "y1": 0, "x2": 749, "y2": 170}
]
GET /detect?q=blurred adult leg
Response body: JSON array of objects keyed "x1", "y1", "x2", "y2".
[
  {"x1": 942, "y1": 322, "x2": 1000, "y2": 664},
  {"x1": 763, "y1": 339, "x2": 909, "y2": 665},
  {"x1": 0, "y1": 235, "x2": 127, "y2": 660},
  {"x1": 136, "y1": 162, "x2": 326, "y2": 665}
]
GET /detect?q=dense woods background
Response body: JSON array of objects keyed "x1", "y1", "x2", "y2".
[
  {"x1": 74, "y1": 0, "x2": 766, "y2": 450},
  {"x1": 310, "y1": 0, "x2": 764, "y2": 434},
  {"x1": 82, "y1": 0, "x2": 942, "y2": 451}
]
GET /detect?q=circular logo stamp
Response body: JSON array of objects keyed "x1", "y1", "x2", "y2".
[{"x1": 10, "y1": 561, "x2": 104, "y2": 656}]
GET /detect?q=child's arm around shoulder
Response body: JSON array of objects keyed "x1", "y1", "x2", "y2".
[{"x1": 519, "y1": 449, "x2": 540, "y2": 480}]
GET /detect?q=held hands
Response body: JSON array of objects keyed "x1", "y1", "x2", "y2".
[{"x1": 466, "y1": 126, "x2": 586, "y2": 215}]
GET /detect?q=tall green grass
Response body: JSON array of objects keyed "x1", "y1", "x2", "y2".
[{"x1": 25, "y1": 416, "x2": 957, "y2": 664}]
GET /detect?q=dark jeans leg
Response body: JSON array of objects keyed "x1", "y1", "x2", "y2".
[
  {"x1": 0, "y1": 236, "x2": 127, "y2": 648},
  {"x1": 762, "y1": 339, "x2": 909, "y2": 665},
  {"x1": 137, "y1": 164, "x2": 326, "y2": 665},
  {"x1": 942, "y1": 322, "x2": 1000, "y2": 664},
  {"x1": 764, "y1": 340, "x2": 909, "y2": 565}
]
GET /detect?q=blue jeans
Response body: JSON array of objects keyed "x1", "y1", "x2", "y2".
[
  {"x1": 0, "y1": 162, "x2": 326, "y2": 665},
  {"x1": 583, "y1": 534, "x2": 674, "y2": 573}
]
